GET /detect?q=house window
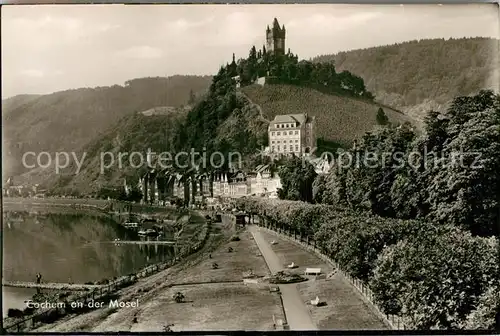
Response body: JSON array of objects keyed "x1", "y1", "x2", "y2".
[
  {"x1": 295, "y1": 145, "x2": 299, "y2": 151},
  {"x1": 277, "y1": 124, "x2": 280, "y2": 128},
  {"x1": 271, "y1": 140, "x2": 275, "y2": 144},
  {"x1": 277, "y1": 145, "x2": 280, "y2": 151},
  {"x1": 271, "y1": 132, "x2": 275, "y2": 136},
  {"x1": 295, "y1": 140, "x2": 298, "y2": 143},
  {"x1": 286, "y1": 124, "x2": 289, "y2": 128},
  {"x1": 277, "y1": 132, "x2": 281, "y2": 136},
  {"x1": 295, "y1": 130, "x2": 298, "y2": 135},
  {"x1": 277, "y1": 140, "x2": 281, "y2": 144},
  {"x1": 289, "y1": 145, "x2": 293, "y2": 151}
]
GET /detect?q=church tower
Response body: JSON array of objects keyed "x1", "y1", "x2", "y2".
[{"x1": 266, "y1": 18, "x2": 286, "y2": 55}]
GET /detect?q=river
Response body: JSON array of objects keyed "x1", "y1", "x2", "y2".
[{"x1": 2, "y1": 211, "x2": 175, "y2": 317}]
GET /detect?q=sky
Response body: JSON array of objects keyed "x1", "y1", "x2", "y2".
[{"x1": 2, "y1": 4, "x2": 498, "y2": 98}]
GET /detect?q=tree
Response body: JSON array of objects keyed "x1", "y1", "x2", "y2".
[
  {"x1": 188, "y1": 89, "x2": 196, "y2": 105},
  {"x1": 312, "y1": 174, "x2": 327, "y2": 203},
  {"x1": 376, "y1": 107, "x2": 389, "y2": 125},
  {"x1": 277, "y1": 156, "x2": 317, "y2": 202}
]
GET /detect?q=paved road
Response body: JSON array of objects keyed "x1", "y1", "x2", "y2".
[{"x1": 249, "y1": 225, "x2": 317, "y2": 331}]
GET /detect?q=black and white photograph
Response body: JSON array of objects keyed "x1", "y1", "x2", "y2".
[{"x1": 1, "y1": 3, "x2": 499, "y2": 333}]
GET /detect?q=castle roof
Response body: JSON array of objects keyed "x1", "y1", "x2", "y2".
[
  {"x1": 268, "y1": 18, "x2": 285, "y2": 33},
  {"x1": 273, "y1": 18, "x2": 280, "y2": 28}
]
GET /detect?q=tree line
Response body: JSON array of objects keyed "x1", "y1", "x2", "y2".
[{"x1": 238, "y1": 90, "x2": 500, "y2": 329}]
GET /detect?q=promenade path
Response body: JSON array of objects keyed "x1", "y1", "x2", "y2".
[{"x1": 249, "y1": 225, "x2": 317, "y2": 331}]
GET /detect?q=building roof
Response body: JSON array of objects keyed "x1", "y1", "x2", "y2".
[
  {"x1": 255, "y1": 164, "x2": 270, "y2": 173},
  {"x1": 270, "y1": 113, "x2": 307, "y2": 126}
]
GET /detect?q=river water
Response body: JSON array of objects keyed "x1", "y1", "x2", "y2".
[{"x1": 2, "y1": 211, "x2": 175, "y2": 317}]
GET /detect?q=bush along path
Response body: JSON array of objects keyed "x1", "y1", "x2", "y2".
[
  {"x1": 234, "y1": 198, "x2": 499, "y2": 330},
  {"x1": 255, "y1": 225, "x2": 396, "y2": 330}
]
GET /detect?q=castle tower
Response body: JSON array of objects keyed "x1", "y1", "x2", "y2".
[{"x1": 266, "y1": 18, "x2": 286, "y2": 55}]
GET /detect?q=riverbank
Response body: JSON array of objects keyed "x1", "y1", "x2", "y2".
[
  {"x1": 23, "y1": 216, "x2": 392, "y2": 332},
  {"x1": 30, "y1": 216, "x2": 286, "y2": 332},
  {"x1": 2, "y1": 197, "x2": 180, "y2": 216},
  {"x1": 2, "y1": 209, "x2": 206, "y2": 332}
]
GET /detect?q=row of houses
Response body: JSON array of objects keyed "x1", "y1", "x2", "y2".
[
  {"x1": 131, "y1": 152, "x2": 332, "y2": 206},
  {"x1": 2, "y1": 178, "x2": 47, "y2": 198},
  {"x1": 131, "y1": 164, "x2": 283, "y2": 205}
]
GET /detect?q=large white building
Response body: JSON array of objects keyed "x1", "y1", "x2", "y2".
[{"x1": 268, "y1": 113, "x2": 316, "y2": 156}]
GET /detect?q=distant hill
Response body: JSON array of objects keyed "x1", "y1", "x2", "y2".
[
  {"x1": 312, "y1": 37, "x2": 499, "y2": 123},
  {"x1": 2, "y1": 94, "x2": 42, "y2": 114},
  {"x1": 2, "y1": 76, "x2": 212, "y2": 180},
  {"x1": 19, "y1": 108, "x2": 188, "y2": 195},
  {"x1": 241, "y1": 84, "x2": 413, "y2": 151},
  {"x1": 53, "y1": 83, "x2": 412, "y2": 194}
]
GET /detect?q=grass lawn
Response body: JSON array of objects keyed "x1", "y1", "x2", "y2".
[
  {"x1": 130, "y1": 283, "x2": 285, "y2": 331},
  {"x1": 297, "y1": 275, "x2": 389, "y2": 330},
  {"x1": 259, "y1": 229, "x2": 389, "y2": 330},
  {"x1": 258, "y1": 230, "x2": 333, "y2": 276},
  {"x1": 174, "y1": 229, "x2": 270, "y2": 283}
]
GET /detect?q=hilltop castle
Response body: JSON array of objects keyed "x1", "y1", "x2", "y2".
[{"x1": 266, "y1": 18, "x2": 286, "y2": 55}]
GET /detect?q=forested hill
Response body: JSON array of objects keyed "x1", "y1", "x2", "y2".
[
  {"x1": 312, "y1": 37, "x2": 499, "y2": 123},
  {"x1": 2, "y1": 94, "x2": 41, "y2": 115},
  {"x1": 2, "y1": 75, "x2": 212, "y2": 179}
]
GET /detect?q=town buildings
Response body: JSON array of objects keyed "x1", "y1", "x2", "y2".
[{"x1": 134, "y1": 163, "x2": 283, "y2": 205}]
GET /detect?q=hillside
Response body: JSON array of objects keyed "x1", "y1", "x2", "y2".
[
  {"x1": 2, "y1": 76, "x2": 212, "y2": 180},
  {"x1": 19, "y1": 81, "x2": 413, "y2": 194},
  {"x1": 312, "y1": 37, "x2": 499, "y2": 123},
  {"x1": 25, "y1": 99, "x2": 270, "y2": 195},
  {"x1": 2, "y1": 94, "x2": 41, "y2": 114},
  {"x1": 21, "y1": 108, "x2": 188, "y2": 195},
  {"x1": 241, "y1": 84, "x2": 413, "y2": 151}
]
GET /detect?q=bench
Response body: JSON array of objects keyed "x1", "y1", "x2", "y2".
[
  {"x1": 243, "y1": 278, "x2": 259, "y2": 285},
  {"x1": 304, "y1": 268, "x2": 321, "y2": 275}
]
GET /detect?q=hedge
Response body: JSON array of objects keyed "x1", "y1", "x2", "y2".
[{"x1": 235, "y1": 197, "x2": 499, "y2": 330}]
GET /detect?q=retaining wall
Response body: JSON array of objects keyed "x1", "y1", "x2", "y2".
[{"x1": 3, "y1": 211, "x2": 211, "y2": 333}]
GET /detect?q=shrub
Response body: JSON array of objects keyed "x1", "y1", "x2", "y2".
[
  {"x1": 370, "y1": 230, "x2": 499, "y2": 329},
  {"x1": 7, "y1": 308, "x2": 24, "y2": 318},
  {"x1": 269, "y1": 271, "x2": 307, "y2": 284},
  {"x1": 173, "y1": 292, "x2": 185, "y2": 303},
  {"x1": 236, "y1": 196, "x2": 498, "y2": 329},
  {"x1": 462, "y1": 284, "x2": 500, "y2": 330}
]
